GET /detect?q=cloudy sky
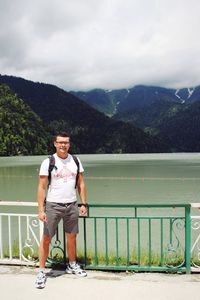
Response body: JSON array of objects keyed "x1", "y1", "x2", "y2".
[{"x1": 0, "y1": 0, "x2": 200, "y2": 91}]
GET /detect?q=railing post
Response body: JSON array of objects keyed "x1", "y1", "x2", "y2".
[
  {"x1": 83, "y1": 217, "x2": 87, "y2": 267},
  {"x1": 63, "y1": 221, "x2": 67, "y2": 266},
  {"x1": 0, "y1": 216, "x2": 2, "y2": 259},
  {"x1": 185, "y1": 204, "x2": 191, "y2": 274},
  {"x1": 83, "y1": 205, "x2": 90, "y2": 266}
]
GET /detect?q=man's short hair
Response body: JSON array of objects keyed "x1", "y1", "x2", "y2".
[{"x1": 53, "y1": 132, "x2": 71, "y2": 141}]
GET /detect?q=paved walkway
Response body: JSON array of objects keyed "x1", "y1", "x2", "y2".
[{"x1": 1, "y1": 265, "x2": 200, "y2": 300}]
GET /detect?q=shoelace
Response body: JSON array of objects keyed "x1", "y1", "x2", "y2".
[{"x1": 37, "y1": 272, "x2": 45, "y2": 281}]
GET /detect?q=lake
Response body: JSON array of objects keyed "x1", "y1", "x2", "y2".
[
  {"x1": 1, "y1": 153, "x2": 200, "y2": 256},
  {"x1": 0, "y1": 153, "x2": 200, "y2": 206}
]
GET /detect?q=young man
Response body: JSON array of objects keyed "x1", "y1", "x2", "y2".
[{"x1": 35, "y1": 132, "x2": 87, "y2": 289}]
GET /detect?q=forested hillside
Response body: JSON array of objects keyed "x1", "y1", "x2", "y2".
[
  {"x1": 0, "y1": 75, "x2": 167, "y2": 155},
  {"x1": 0, "y1": 84, "x2": 50, "y2": 155},
  {"x1": 156, "y1": 101, "x2": 200, "y2": 152},
  {"x1": 72, "y1": 84, "x2": 200, "y2": 152}
]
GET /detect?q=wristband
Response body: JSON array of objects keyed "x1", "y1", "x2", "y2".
[{"x1": 81, "y1": 203, "x2": 87, "y2": 208}]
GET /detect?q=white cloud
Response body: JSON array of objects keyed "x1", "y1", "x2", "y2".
[{"x1": 0, "y1": 0, "x2": 200, "y2": 90}]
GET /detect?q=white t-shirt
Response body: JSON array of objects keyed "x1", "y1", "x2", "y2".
[{"x1": 39, "y1": 153, "x2": 84, "y2": 204}]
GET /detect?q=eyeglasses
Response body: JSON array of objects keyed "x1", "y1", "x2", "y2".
[{"x1": 55, "y1": 141, "x2": 70, "y2": 145}]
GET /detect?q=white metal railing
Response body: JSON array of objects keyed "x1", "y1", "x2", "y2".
[
  {"x1": 0, "y1": 201, "x2": 41, "y2": 265},
  {"x1": 0, "y1": 213, "x2": 40, "y2": 265},
  {"x1": 191, "y1": 217, "x2": 200, "y2": 270},
  {"x1": 0, "y1": 201, "x2": 68, "y2": 266}
]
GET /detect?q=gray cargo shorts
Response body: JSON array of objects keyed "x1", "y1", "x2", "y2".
[{"x1": 43, "y1": 201, "x2": 79, "y2": 237}]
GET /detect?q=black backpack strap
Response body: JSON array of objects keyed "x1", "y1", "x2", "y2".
[
  {"x1": 72, "y1": 155, "x2": 80, "y2": 189},
  {"x1": 48, "y1": 155, "x2": 56, "y2": 186}
]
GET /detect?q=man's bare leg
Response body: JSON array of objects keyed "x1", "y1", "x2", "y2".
[
  {"x1": 39, "y1": 235, "x2": 51, "y2": 268},
  {"x1": 66, "y1": 233, "x2": 77, "y2": 262},
  {"x1": 35, "y1": 235, "x2": 51, "y2": 288},
  {"x1": 66, "y1": 233, "x2": 87, "y2": 277}
]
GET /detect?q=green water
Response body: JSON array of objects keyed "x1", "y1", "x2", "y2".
[
  {"x1": 0, "y1": 153, "x2": 200, "y2": 206},
  {"x1": 1, "y1": 153, "x2": 200, "y2": 254}
]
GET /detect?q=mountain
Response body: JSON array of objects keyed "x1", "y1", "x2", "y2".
[
  {"x1": 0, "y1": 84, "x2": 50, "y2": 155},
  {"x1": 156, "y1": 101, "x2": 200, "y2": 152},
  {"x1": 113, "y1": 85, "x2": 182, "y2": 128},
  {"x1": 71, "y1": 85, "x2": 180, "y2": 118},
  {"x1": 0, "y1": 75, "x2": 166, "y2": 154},
  {"x1": 111, "y1": 85, "x2": 200, "y2": 151},
  {"x1": 71, "y1": 84, "x2": 200, "y2": 152},
  {"x1": 71, "y1": 89, "x2": 129, "y2": 117},
  {"x1": 114, "y1": 100, "x2": 183, "y2": 131},
  {"x1": 72, "y1": 85, "x2": 200, "y2": 119},
  {"x1": 71, "y1": 85, "x2": 187, "y2": 130},
  {"x1": 175, "y1": 87, "x2": 200, "y2": 103}
]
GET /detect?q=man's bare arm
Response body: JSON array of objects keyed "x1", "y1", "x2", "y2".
[
  {"x1": 77, "y1": 173, "x2": 87, "y2": 215},
  {"x1": 38, "y1": 175, "x2": 48, "y2": 221}
]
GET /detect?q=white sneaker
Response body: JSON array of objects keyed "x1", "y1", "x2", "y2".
[
  {"x1": 66, "y1": 263, "x2": 87, "y2": 277},
  {"x1": 35, "y1": 271, "x2": 46, "y2": 289}
]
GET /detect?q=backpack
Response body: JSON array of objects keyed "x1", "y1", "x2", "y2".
[{"x1": 48, "y1": 154, "x2": 80, "y2": 188}]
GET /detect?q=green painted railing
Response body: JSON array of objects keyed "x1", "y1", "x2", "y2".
[
  {"x1": 77, "y1": 204, "x2": 191, "y2": 273},
  {"x1": 0, "y1": 202, "x2": 196, "y2": 273}
]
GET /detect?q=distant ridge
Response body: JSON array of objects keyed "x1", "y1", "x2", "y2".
[
  {"x1": 71, "y1": 84, "x2": 200, "y2": 117},
  {"x1": 0, "y1": 74, "x2": 167, "y2": 155},
  {"x1": 71, "y1": 84, "x2": 200, "y2": 152}
]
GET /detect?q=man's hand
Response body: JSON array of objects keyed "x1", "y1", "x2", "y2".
[
  {"x1": 38, "y1": 211, "x2": 47, "y2": 222},
  {"x1": 80, "y1": 205, "x2": 87, "y2": 215}
]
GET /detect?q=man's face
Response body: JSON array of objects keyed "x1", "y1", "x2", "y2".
[{"x1": 54, "y1": 136, "x2": 70, "y2": 157}]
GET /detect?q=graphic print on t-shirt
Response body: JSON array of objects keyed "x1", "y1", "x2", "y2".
[{"x1": 53, "y1": 165, "x2": 76, "y2": 182}]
